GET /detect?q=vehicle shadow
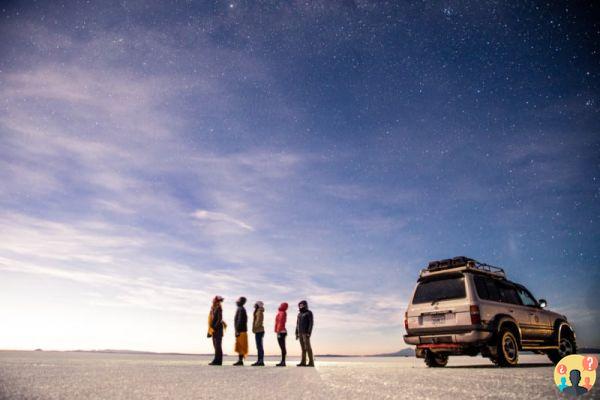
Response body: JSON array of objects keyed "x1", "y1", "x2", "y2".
[{"x1": 446, "y1": 363, "x2": 552, "y2": 369}]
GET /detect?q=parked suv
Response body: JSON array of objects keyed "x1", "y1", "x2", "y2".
[{"x1": 403, "y1": 256, "x2": 576, "y2": 367}]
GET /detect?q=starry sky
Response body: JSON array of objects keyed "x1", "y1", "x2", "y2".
[{"x1": 0, "y1": 1, "x2": 598, "y2": 355}]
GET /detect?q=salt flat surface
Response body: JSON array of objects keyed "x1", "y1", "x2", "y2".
[{"x1": 0, "y1": 351, "x2": 597, "y2": 399}]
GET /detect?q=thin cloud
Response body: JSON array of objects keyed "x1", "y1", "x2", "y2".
[{"x1": 192, "y1": 209, "x2": 255, "y2": 232}]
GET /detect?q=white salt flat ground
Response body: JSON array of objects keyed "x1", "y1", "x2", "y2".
[{"x1": 0, "y1": 351, "x2": 597, "y2": 399}]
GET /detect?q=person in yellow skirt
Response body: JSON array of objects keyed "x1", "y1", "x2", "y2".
[
  {"x1": 207, "y1": 295, "x2": 226, "y2": 365},
  {"x1": 233, "y1": 296, "x2": 248, "y2": 366}
]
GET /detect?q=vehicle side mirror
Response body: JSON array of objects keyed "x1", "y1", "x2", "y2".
[{"x1": 538, "y1": 299, "x2": 547, "y2": 308}]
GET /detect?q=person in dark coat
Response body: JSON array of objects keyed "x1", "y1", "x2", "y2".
[
  {"x1": 207, "y1": 295, "x2": 225, "y2": 366},
  {"x1": 295, "y1": 300, "x2": 314, "y2": 367},
  {"x1": 233, "y1": 296, "x2": 248, "y2": 366},
  {"x1": 274, "y1": 302, "x2": 288, "y2": 367}
]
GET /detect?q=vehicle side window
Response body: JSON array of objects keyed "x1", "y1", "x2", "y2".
[
  {"x1": 517, "y1": 288, "x2": 538, "y2": 307},
  {"x1": 474, "y1": 276, "x2": 489, "y2": 299},
  {"x1": 484, "y1": 279, "x2": 501, "y2": 302},
  {"x1": 474, "y1": 275, "x2": 500, "y2": 302},
  {"x1": 498, "y1": 283, "x2": 521, "y2": 305}
]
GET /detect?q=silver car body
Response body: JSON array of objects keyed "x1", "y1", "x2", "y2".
[{"x1": 403, "y1": 257, "x2": 574, "y2": 361}]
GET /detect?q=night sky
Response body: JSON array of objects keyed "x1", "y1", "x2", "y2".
[{"x1": 0, "y1": 1, "x2": 598, "y2": 354}]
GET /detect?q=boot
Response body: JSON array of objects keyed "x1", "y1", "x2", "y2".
[
  {"x1": 297, "y1": 360, "x2": 307, "y2": 367},
  {"x1": 208, "y1": 360, "x2": 222, "y2": 366},
  {"x1": 251, "y1": 360, "x2": 265, "y2": 366},
  {"x1": 306, "y1": 361, "x2": 315, "y2": 367},
  {"x1": 233, "y1": 355, "x2": 244, "y2": 366},
  {"x1": 276, "y1": 360, "x2": 286, "y2": 367}
]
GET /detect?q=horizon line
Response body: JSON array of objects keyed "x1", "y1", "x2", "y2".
[{"x1": 0, "y1": 348, "x2": 416, "y2": 357}]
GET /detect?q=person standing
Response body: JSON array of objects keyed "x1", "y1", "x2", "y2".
[
  {"x1": 295, "y1": 300, "x2": 314, "y2": 367},
  {"x1": 207, "y1": 295, "x2": 225, "y2": 366},
  {"x1": 274, "y1": 302, "x2": 288, "y2": 367},
  {"x1": 233, "y1": 296, "x2": 248, "y2": 366},
  {"x1": 251, "y1": 301, "x2": 265, "y2": 366}
]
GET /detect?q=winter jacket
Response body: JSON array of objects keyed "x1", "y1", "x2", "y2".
[
  {"x1": 275, "y1": 303, "x2": 288, "y2": 333},
  {"x1": 209, "y1": 306, "x2": 224, "y2": 337},
  {"x1": 295, "y1": 308, "x2": 313, "y2": 336},
  {"x1": 234, "y1": 305, "x2": 248, "y2": 333},
  {"x1": 252, "y1": 306, "x2": 265, "y2": 333}
]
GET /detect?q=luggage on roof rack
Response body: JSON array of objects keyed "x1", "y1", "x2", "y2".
[{"x1": 421, "y1": 256, "x2": 506, "y2": 279}]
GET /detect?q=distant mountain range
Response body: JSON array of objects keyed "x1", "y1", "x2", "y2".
[
  {"x1": 77, "y1": 348, "x2": 418, "y2": 357},
  {"x1": 369, "y1": 348, "x2": 416, "y2": 357},
  {"x1": 68, "y1": 349, "x2": 418, "y2": 357},
  {"x1": 579, "y1": 348, "x2": 600, "y2": 354},
  {"x1": 70, "y1": 349, "x2": 214, "y2": 356},
  {"x1": 25, "y1": 347, "x2": 599, "y2": 356},
  {"x1": 27, "y1": 348, "x2": 418, "y2": 357}
]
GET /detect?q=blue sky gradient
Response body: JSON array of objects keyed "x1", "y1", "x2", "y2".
[{"x1": 0, "y1": 1, "x2": 598, "y2": 354}]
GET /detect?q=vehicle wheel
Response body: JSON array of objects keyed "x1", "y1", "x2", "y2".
[
  {"x1": 495, "y1": 328, "x2": 519, "y2": 367},
  {"x1": 424, "y1": 351, "x2": 448, "y2": 368},
  {"x1": 547, "y1": 335, "x2": 577, "y2": 364}
]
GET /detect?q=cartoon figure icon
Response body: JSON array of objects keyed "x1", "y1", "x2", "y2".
[
  {"x1": 553, "y1": 354, "x2": 597, "y2": 396},
  {"x1": 557, "y1": 376, "x2": 568, "y2": 392},
  {"x1": 563, "y1": 370, "x2": 588, "y2": 396}
]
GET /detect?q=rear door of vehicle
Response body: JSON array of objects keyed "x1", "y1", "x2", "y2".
[
  {"x1": 407, "y1": 274, "x2": 472, "y2": 331},
  {"x1": 472, "y1": 274, "x2": 506, "y2": 326},
  {"x1": 473, "y1": 275, "x2": 530, "y2": 338}
]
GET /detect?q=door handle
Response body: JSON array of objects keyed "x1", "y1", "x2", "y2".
[{"x1": 508, "y1": 309, "x2": 514, "y2": 313}]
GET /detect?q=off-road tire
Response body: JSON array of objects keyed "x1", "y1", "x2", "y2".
[
  {"x1": 495, "y1": 328, "x2": 519, "y2": 367},
  {"x1": 424, "y1": 351, "x2": 448, "y2": 368},
  {"x1": 547, "y1": 334, "x2": 577, "y2": 364}
]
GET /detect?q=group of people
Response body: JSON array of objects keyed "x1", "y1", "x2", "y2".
[{"x1": 207, "y1": 296, "x2": 314, "y2": 367}]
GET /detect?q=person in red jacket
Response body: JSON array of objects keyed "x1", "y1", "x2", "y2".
[{"x1": 274, "y1": 302, "x2": 288, "y2": 367}]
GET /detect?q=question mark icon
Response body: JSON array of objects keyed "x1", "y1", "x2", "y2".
[
  {"x1": 558, "y1": 364, "x2": 567, "y2": 374},
  {"x1": 582, "y1": 355, "x2": 598, "y2": 371}
]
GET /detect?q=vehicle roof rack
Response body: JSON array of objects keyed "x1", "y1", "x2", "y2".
[{"x1": 420, "y1": 256, "x2": 506, "y2": 279}]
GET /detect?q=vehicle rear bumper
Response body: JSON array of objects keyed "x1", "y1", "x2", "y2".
[{"x1": 403, "y1": 325, "x2": 492, "y2": 346}]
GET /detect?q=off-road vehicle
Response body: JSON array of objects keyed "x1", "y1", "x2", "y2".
[{"x1": 403, "y1": 256, "x2": 576, "y2": 367}]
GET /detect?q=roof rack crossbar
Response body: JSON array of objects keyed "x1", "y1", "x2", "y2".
[{"x1": 473, "y1": 261, "x2": 505, "y2": 275}]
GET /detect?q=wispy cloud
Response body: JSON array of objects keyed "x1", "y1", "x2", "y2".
[{"x1": 193, "y1": 209, "x2": 255, "y2": 232}]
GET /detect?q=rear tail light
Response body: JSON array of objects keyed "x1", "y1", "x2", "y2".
[
  {"x1": 470, "y1": 305, "x2": 481, "y2": 325},
  {"x1": 404, "y1": 311, "x2": 408, "y2": 330}
]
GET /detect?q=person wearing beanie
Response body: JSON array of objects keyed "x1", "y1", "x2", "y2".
[
  {"x1": 207, "y1": 295, "x2": 225, "y2": 366},
  {"x1": 295, "y1": 300, "x2": 314, "y2": 367},
  {"x1": 274, "y1": 302, "x2": 288, "y2": 366},
  {"x1": 233, "y1": 296, "x2": 248, "y2": 366},
  {"x1": 251, "y1": 301, "x2": 265, "y2": 366}
]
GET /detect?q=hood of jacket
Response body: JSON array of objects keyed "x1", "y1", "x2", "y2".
[
  {"x1": 278, "y1": 302, "x2": 288, "y2": 312},
  {"x1": 298, "y1": 300, "x2": 308, "y2": 311},
  {"x1": 212, "y1": 295, "x2": 223, "y2": 309}
]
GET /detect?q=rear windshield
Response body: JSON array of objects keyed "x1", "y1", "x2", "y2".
[{"x1": 413, "y1": 276, "x2": 466, "y2": 304}]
